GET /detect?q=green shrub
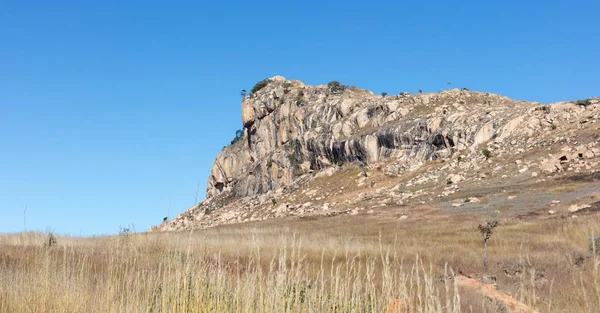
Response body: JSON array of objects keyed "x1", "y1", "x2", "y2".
[
  {"x1": 482, "y1": 148, "x2": 492, "y2": 159},
  {"x1": 327, "y1": 81, "x2": 345, "y2": 94},
  {"x1": 551, "y1": 124, "x2": 557, "y2": 130},
  {"x1": 575, "y1": 99, "x2": 592, "y2": 107},
  {"x1": 296, "y1": 96, "x2": 306, "y2": 106},
  {"x1": 287, "y1": 154, "x2": 298, "y2": 166},
  {"x1": 266, "y1": 160, "x2": 273, "y2": 168},
  {"x1": 381, "y1": 92, "x2": 387, "y2": 97},
  {"x1": 446, "y1": 179, "x2": 453, "y2": 185},
  {"x1": 251, "y1": 79, "x2": 270, "y2": 94},
  {"x1": 231, "y1": 129, "x2": 244, "y2": 145}
]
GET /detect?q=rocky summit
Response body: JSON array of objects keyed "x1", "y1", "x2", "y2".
[{"x1": 151, "y1": 76, "x2": 600, "y2": 231}]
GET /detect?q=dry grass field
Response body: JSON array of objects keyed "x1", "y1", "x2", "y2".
[{"x1": 2, "y1": 211, "x2": 600, "y2": 313}]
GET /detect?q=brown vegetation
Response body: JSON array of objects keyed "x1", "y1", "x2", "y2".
[{"x1": 2, "y1": 211, "x2": 600, "y2": 312}]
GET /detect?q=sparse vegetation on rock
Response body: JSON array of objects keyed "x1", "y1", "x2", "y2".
[
  {"x1": 287, "y1": 153, "x2": 298, "y2": 166},
  {"x1": 482, "y1": 148, "x2": 492, "y2": 159},
  {"x1": 251, "y1": 78, "x2": 270, "y2": 94},
  {"x1": 327, "y1": 81, "x2": 346, "y2": 94},
  {"x1": 575, "y1": 99, "x2": 592, "y2": 107},
  {"x1": 231, "y1": 129, "x2": 245, "y2": 145}
]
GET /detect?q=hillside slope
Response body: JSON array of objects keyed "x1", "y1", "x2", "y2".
[{"x1": 152, "y1": 76, "x2": 600, "y2": 231}]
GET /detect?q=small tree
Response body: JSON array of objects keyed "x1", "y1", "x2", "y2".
[
  {"x1": 418, "y1": 89, "x2": 423, "y2": 94},
  {"x1": 478, "y1": 220, "x2": 499, "y2": 272},
  {"x1": 240, "y1": 89, "x2": 247, "y2": 98},
  {"x1": 381, "y1": 92, "x2": 387, "y2": 97}
]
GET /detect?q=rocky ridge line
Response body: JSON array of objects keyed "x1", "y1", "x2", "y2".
[{"x1": 151, "y1": 76, "x2": 599, "y2": 231}]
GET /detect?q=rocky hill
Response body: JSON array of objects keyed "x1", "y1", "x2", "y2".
[{"x1": 151, "y1": 76, "x2": 600, "y2": 231}]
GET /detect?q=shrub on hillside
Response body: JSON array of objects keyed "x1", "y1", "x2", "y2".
[
  {"x1": 575, "y1": 99, "x2": 592, "y2": 107},
  {"x1": 231, "y1": 129, "x2": 244, "y2": 145},
  {"x1": 482, "y1": 148, "x2": 492, "y2": 159},
  {"x1": 251, "y1": 79, "x2": 270, "y2": 94},
  {"x1": 327, "y1": 81, "x2": 346, "y2": 94}
]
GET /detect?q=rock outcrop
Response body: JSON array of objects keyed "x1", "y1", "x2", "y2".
[
  {"x1": 152, "y1": 76, "x2": 600, "y2": 231},
  {"x1": 207, "y1": 76, "x2": 594, "y2": 199}
]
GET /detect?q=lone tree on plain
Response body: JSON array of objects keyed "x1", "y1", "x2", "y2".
[{"x1": 478, "y1": 220, "x2": 499, "y2": 272}]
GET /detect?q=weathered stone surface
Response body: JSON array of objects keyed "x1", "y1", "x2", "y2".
[
  {"x1": 150, "y1": 76, "x2": 600, "y2": 232},
  {"x1": 241, "y1": 98, "x2": 255, "y2": 128},
  {"x1": 206, "y1": 78, "x2": 598, "y2": 200}
]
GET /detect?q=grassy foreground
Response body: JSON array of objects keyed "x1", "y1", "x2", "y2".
[{"x1": 1, "y1": 214, "x2": 599, "y2": 312}]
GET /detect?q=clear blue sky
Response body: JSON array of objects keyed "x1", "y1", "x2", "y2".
[{"x1": 1, "y1": 1, "x2": 598, "y2": 236}]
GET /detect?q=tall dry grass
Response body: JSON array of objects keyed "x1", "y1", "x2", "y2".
[
  {"x1": 1, "y1": 213, "x2": 600, "y2": 312},
  {"x1": 0, "y1": 231, "x2": 460, "y2": 313}
]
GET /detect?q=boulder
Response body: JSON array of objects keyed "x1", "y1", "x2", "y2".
[
  {"x1": 242, "y1": 98, "x2": 255, "y2": 127},
  {"x1": 539, "y1": 156, "x2": 562, "y2": 173}
]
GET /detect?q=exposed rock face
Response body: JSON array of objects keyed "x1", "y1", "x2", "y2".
[
  {"x1": 241, "y1": 98, "x2": 255, "y2": 128},
  {"x1": 207, "y1": 76, "x2": 554, "y2": 199},
  {"x1": 152, "y1": 76, "x2": 600, "y2": 232}
]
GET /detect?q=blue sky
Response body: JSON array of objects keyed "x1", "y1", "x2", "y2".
[{"x1": 1, "y1": 1, "x2": 598, "y2": 235}]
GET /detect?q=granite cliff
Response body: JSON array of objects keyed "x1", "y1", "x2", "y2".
[{"x1": 152, "y1": 76, "x2": 600, "y2": 231}]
